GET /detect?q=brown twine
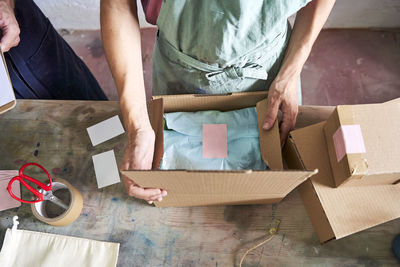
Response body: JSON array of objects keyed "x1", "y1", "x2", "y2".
[{"x1": 239, "y1": 219, "x2": 281, "y2": 267}]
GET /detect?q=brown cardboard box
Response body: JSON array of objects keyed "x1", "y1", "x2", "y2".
[
  {"x1": 286, "y1": 120, "x2": 400, "y2": 243},
  {"x1": 122, "y1": 92, "x2": 318, "y2": 207},
  {"x1": 0, "y1": 50, "x2": 16, "y2": 114},
  {"x1": 323, "y1": 102, "x2": 400, "y2": 187}
]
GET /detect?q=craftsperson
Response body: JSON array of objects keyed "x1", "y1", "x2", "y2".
[
  {"x1": 101, "y1": 0, "x2": 336, "y2": 203},
  {"x1": 0, "y1": 0, "x2": 107, "y2": 100}
]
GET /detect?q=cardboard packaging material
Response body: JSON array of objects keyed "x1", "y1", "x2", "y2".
[
  {"x1": 285, "y1": 121, "x2": 400, "y2": 243},
  {"x1": 323, "y1": 101, "x2": 400, "y2": 187},
  {"x1": 0, "y1": 50, "x2": 16, "y2": 115},
  {"x1": 122, "y1": 92, "x2": 318, "y2": 207}
]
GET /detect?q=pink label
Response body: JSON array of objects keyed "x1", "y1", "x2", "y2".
[
  {"x1": 202, "y1": 124, "x2": 228, "y2": 159},
  {"x1": 332, "y1": 125, "x2": 366, "y2": 162}
]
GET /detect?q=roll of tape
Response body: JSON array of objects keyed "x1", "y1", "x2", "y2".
[{"x1": 31, "y1": 178, "x2": 83, "y2": 226}]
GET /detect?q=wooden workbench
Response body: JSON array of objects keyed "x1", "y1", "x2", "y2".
[{"x1": 0, "y1": 100, "x2": 398, "y2": 266}]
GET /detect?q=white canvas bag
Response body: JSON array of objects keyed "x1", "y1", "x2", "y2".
[{"x1": 0, "y1": 217, "x2": 119, "y2": 267}]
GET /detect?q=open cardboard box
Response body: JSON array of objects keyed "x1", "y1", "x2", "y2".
[
  {"x1": 121, "y1": 91, "x2": 400, "y2": 242},
  {"x1": 323, "y1": 101, "x2": 400, "y2": 187},
  {"x1": 284, "y1": 98, "x2": 400, "y2": 243},
  {"x1": 122, "y1": 91, "x2": 318, "y2": 207},
  {"x1": 0, "y1": 50, "x2": 16, "y2": 115}
]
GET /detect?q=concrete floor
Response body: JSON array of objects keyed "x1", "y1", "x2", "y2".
[{"x1": 61, "y1": 28, "x2": 400, "y2": 105}]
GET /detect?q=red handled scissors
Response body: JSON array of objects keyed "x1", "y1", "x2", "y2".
[{"x1": 7, "y1": 163, "x2": 68, "y2": 209}]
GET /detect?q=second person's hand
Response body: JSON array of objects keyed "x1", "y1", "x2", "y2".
[
  {"x1": 0, "y1": 0, "x2": 20, "y2": 52},
  {"x1": 121, "y1": 127, "x2": 167, "y2": 204}
]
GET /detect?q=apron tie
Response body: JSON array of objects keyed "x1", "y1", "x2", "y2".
[
  {"x1": 205, "y1": 64, "x2": 268, "y2": 81},
  {"x1": 157, "y1": 33, "x2": 269, "y2": 82}
]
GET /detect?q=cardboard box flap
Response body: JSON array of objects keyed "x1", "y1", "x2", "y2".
[
  {"x1": 153, "y1": 91, "x2": 267, "y2": 112},
  {"x1": 154, "y1": 194, "x2": 284, "y2": 207},
  {"x1": 122, "y1": 169, "x2": 317, "y2": 206},
  {"x1": 299, "y1": 180, "x2": 335, "y2": 243},
  {"x1": 324, "y1": 102, "x2": 400, "y2": 186},
  {"x1": 256, "y1": 99, "x2": 283, "y2": 169},
  {"x1": 0, "y1": 50, "x2": 16, "y2": 115},
  {"x1": 147, "y1": 98, "x2": 164, "y2": 169},
  {"x1": 284, "y1": 136, "x2": 335, "y2": 243},
  {"x1": 291, "y1": 122, "x2": 400, "y2": 242}
]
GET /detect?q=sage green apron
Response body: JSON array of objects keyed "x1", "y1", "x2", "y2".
[{"x1": 152, "y1": 0, "x2": 311, "y2": 104}]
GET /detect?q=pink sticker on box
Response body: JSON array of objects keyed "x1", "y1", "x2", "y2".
[
  {"x1": 202, "y1": 124, "x2": 228, "y2": 159},
  {"x1": 332, "y1": 125, "x2": 366, "y2": 162}
]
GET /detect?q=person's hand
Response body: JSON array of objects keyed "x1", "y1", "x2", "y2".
[
  {"x1": 262, "y1": 75, "x2": 299, "y2": 144},
  {"x1": 0, "y1": 1, "x2": 20, "y2": 52},
  {"x1": 121, "y1": 127, "x2": 167, "y2": 204}
]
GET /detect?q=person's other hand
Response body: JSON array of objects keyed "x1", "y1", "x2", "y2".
[
  {"x1": 262, "y1": 75, "x2": 299, "y2": 144},
  {"x1": 121, "y1": 127, "x2": 167, "y2": 204},
  {"x1": 0, "y1": 1, "x2": 20, "y2": 52}
]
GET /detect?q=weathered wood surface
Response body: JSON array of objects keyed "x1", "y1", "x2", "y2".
[{"x1": 0, "y1": 100, "x2": 398, "y2": 267}]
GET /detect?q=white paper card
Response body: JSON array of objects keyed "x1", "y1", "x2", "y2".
[
  {"x1": 87, "y1": 115, "x2": 125, "y2": 146},
  {"x1": 0, "y1": 53, "x2": 15, "y2": 107},
  {"x1": 92, "y1": 150, "x2": 121, "y2": 188}
]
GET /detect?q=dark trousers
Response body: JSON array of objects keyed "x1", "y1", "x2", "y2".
[{"x1": 4, "y1": 0, "x2": 107, "y2": 100}]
